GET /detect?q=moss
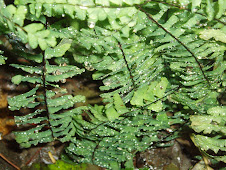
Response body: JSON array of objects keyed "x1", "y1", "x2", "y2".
[{"x1": 27, "y1": 160, "x2": 87, "y2": 170}]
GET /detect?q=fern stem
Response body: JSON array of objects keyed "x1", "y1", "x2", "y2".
[
  {"x1": 91, "y1": 140, "x2": 101, "y2": 165},
  {"x1": 118, "y1": 41, "x2": 136, "y2": 89},
  {"x1": 41, "y1": 52, "x2": 55, "y2": 139},
  {"x1": 138, "y1": 6, "x2": 211, "y2": 87}
]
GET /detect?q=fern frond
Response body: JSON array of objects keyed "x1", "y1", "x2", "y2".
[
  {"x1": 13, "y1": 0, "x2": 146, "y2": 31},
  {"x1": 73, "y1": 27, "x2": 167, "y2": 106},
  {"x1": 2, "y1": 0, "x2": 225, "y2": 168},
  {"x1": 8, "y1": 37, "x2": 85, "y2": 147},
  {"x1": 191, "y1": 116, "x2": 226, "y2": 134},
  {"x1": 0, "y1": 6, "x2": 57, "y2": 50},
  {"x1": 138, "y1": 2, "x2": 225, "y2": 114},
  {"x1": 191, "y1": 106, "x2": 226, "y2": 163},
  {"x1": 191, "y1": 106, "x2": 226, "y2": 134},
  {"x1": 66, "y1": 94, "x2": 175, "y2": 169},
  {"x1": 193, "y1": 135, "x2": 226, "y2": 162}
]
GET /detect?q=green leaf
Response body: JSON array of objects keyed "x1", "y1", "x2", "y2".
[
  {"x1": 148, "y1": 100, "x2": 163, "y2": 112},
  {"x1": 46, "y1": 69, "x2": 84, "y2": 83},
  {"x1": 109, "y1": 0, "x2": 122, "y2": 5},
  {"x1": 121, "y1": 25, "x2": 130, "y2": 37},
  {"x1": 109, "y1": 162, "x2": 120, "y2": 170},
  {"x1": 153, "y1": 77, "x2": 168, "y2": 98},
  {"x1": 24, "y1": 23, "x2": 44, "y2": 33},
  {"x1": 216, "y1": 0, "x2": 226, "y2": 18},
  {"x1": 133, "y1": 11, "x2": 147, "y2": 32},
  {"x1": 4, "y1": 5, "x2": 16, "y2": 18},
  {"x1": 106, "y1": 105, "x2": 120, "y2": 121},
  {"x1": 207, "y1": 106, "x2": 226, "y2": 116},
  {"x1": 15, "y1": 109, "x2": 43, "y2": 121},
  {"x1": 95, "y1": 0, "x2": 110, "y2": 6},
  {"x1": 179, "y1": 0, "x2": 190, "y2": 6},
  {"x1": 193, "y1": 135, "x2": 226, "y2": 154},
  {"x1": 192, "y1": 0, "x2": 202, "y2": 11},
  {"x1": 17, "y1": 27, "x2": 28, "y2": 43},
  {"x1": 11, "y1": 75, "x2": 22, "y2": 85},
  {"x1": 156, "y1": 112, "x2": 168, "y2": 122},
  {"x1": 206, "y1": 0, "x2": 214, "y2": 20},
  {"x1": 130, "y1": 85, "x2": 148, "y2": 106},
  {"x1": 113, "y1": 93, "x2": 129, "y2": 114},
  {"x1": 143, "y1": 82, "x2": 157, "y2": 102},
  {"x1": 74, "y1": 6, "x2": 87, "y2": 20},
  {"x1": 0, "y1": 54, "x2": 7, "y2": 65},
  {"x1": 46, "y1": 63, "x2": 82, "y2": 74},
  {"x1": 191, "y1": 115, "x2": 226, "y2": 134},
  {"x1": 45, "y1": 39, "x2": 72, "y2": 59},
  {"x1": 38, "y1": 38, "x2": 48, "y2": 50},
  {"x1": 13, "y1": 5, "x2": 27, "y2": 26},
  {"x1": 11, "y1": 75, "x2": 42, "y2": 84},
  {"x1": 8, "y1": 87, "x2": 39, "y2": 111},
  {"x1": 89, "y1": 105, "x2": 108, "y2": 121},
  {"x1": 22, "y1": 53, "x2": 43, "y2": 63},
  {"x1": 14, "y1": 126, "x2": 53, "y2": 148},
  {"x1": 28, "y1": 33, "x2": 38, "y2": 49},
  {"x1": 48, "y1": 95, "x2": 85, "y2": 114},
  {"x1": 11, "y1": 64, "x2": 42, "y2": 74},
  {"x1": 87, "y1": 8, "x2": 107, "y2": 22},
  {"x1": 199, "y1": 29, "x2": 226, "y2": 43}
]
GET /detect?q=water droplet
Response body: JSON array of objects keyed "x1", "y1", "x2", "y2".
[
  {"x1": 79, "y1": 6, "x2": 88, "y2": 9},
  {"x1": 88, "y1": 21, "x2": 95, "y2": 28},
  {"x1": 192, "y1": 8, "x2": 198, "y2": 12}
]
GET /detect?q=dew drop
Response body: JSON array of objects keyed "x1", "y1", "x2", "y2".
[
  {"x1": 88, "y1": 21, "x2": 95, "y2": 28},
  {"x1": 80, "y1": 6, "x2": 88, "y2": 9}
]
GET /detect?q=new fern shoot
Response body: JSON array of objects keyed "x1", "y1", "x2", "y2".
[{"x1": 0, "y1": 0, "x2": 225, "y2": 169}]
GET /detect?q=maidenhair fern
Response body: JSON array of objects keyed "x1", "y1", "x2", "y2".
[
  {"x1": 191, "y1": 106, "x2": 226, "y2": 163},
  {"x1": 7, "y1": 44, "x2": 85, "y2": 147},
  {"x1": 0, "y1": 0, "x2": 225, "y2": 169}
]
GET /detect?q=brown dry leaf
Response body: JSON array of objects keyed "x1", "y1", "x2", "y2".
[
  {"x1": 0, "y1": 91, "x2": 8, "y2": 108},
  {"x1": 0, "y1": 118, "x2": 15, "y2": 136},
  {"x1": 0, "y1": 90, "x2": 15, "y2": 136}
]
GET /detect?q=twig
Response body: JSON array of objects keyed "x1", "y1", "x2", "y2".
[
  {"x1": 48, "y1": 151, "x2": 56, "y2": 164},
  {"x1": 25, "y1": 147, "x2": 43, "y2": 166},
  {"x1": 0, "y1": 153, "x2": 20, "y2": 170}
]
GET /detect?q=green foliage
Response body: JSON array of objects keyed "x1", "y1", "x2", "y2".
[
  {"x1": 48, "y1": 160, "x2": 87, "y2": 170},
  {"x1": 0, "y1": 0, "x2": 225, "y2": 169},
  {"x1": 30, "y1": 160, "x2": 87, "y2": 170},
  {"x1": 190, "y1": 106, "x2": 226, "y2": 163},
  {"x1": 8, "y1": 56, "x2": 85, "y2": 147},
  {"x1": 0, "y1": 49, "x2": 7, "y2": 65},
  {"x1": 66, "y1": 94, "x2": 173, "y2": 168}
]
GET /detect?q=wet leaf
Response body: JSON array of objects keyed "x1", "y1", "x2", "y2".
[
  {"x1": 106, "y1": 105, "x2": 120, "y2": 121},
  {"x1": 199, "y1": 29, "x2": 226, "y2": 43}
]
